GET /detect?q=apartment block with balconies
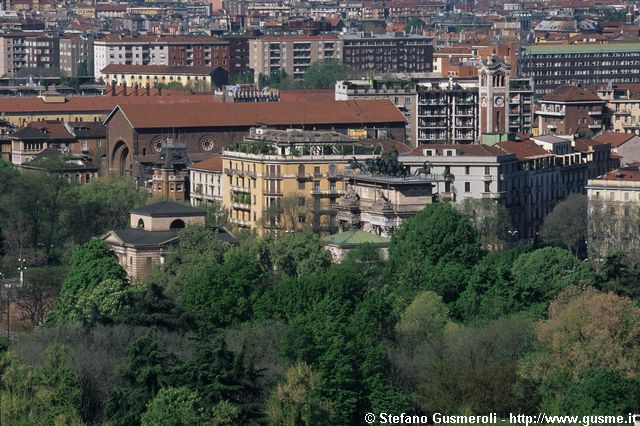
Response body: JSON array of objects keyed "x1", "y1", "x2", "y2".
[{"x1": 221, "y1": 127, "x2": 407, "y2": 234}]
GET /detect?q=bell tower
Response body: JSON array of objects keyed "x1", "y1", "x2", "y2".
[{"x1": 479, "y1": 56, "x2": 511, "y2": 134}]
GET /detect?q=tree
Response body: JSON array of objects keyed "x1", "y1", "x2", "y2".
[
  {"x1": 302, "y1": 60, "x2": 352, "y2": 89},
  {"x1": 541, "y1": 194, "x2": 588, "y2": 257},
  {"x1": 597, "y1": 251, "x2": 640, "y2": 301},
  {"x1": 63, "y1": 176, "x2": 148, "y2": 244},
  {"x1": 522, "y1": 286, "x2": 640, "y2": 403},
  {"x1": 409, "y1": 315, "x2": 535, "y2": 416},
  {"x1": 261, "y1": 193, "x2": 313, "y2": 233},
  {"x1": 0, "y1": 343, "x2": 84, "y2": 426},
  {"x1": 182, "y1": 335, "x2": 262, "y2": 423},
  {"x1": 560, "y1": 369, "x2": 640, "y2": 417},
  {"x1": 404, "y1": 18, "x2": 425, "y2": 33},
  {"x1": 141, "y1": 387, "x2": 234, "y2": 426},
  {"x1": 200, "y1": 200, "x2": 229, "y2": 228},
  {"x1": 453, "y1": 244, "x2": 534, "y2": 322},
  {"x1": 458, "y1": 198, "x2": 511, "y2": 250},
  {"x1": 47, "y1": 239, "x2": 128, "y2": 324},
  {"x1": 270, "y1": 230, "x2": 331, "y2": 278},
  {"x1": 105, "y1": 334, "x2": 179, "y2": 426},
  {"x1": 75, "y1": 278, "x2": 146, "y2": 324},
  {"x1": 180, "y1": 248, "x2": 264, "y2": 329},
  {"x1": 387, "y1": 203, "x2": 481, "y2": 305},
  {"x1": 510, "y1": 247, "x2": 595, "y2": 318},
  {"x1": 148, "y1": 224, "x2": 229, "y2": 299},
  {"x1": 266, "y1": 362, "x2": 332, "y2": 425},
  {"x1": 15, "y1": 266, "x2": 65, "y2": 326}
]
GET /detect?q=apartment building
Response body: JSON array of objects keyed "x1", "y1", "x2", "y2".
[
  {"x1": 586, "y1": 166, "x2": 640, "y2": 263},
  {"x1": 399, "y1": 134, "x2": 613, "y2": 239},
  {"x1": 536, "y1": 85, "x2": 606, "y2": 136},
  {"x1": 0, "y1": 32, "x2": 59, "y2": 77},
  {"x1": 416, "y1": 79, "x2": 479, "y2": 145},
  {"x1": 249, "y1": 34, "x2": 341, "y2": 82},
  {"x1": 335, "y1": 79, "x2": 418, "y2": 147},
  {"x1": 518, "y1": 42, "x2": 640, "y2": 96},
  {"x1": 189, "y1": 155, "x2": 224, "y2": 206},
  {"x1": 341, "y1": 32, "x2": 433, "y2": 74},
  {"x1": 60, "y1": 34, "x2": 93, "y2": 77},
  {"x1": 101, "y1": 64, "x2": 222, "y2": 89},
  {"x1": 222, "y1": 128, "x2": 408, "y2": 234},
  {"x1": 594, "y1": 83, "x2": 640, "y2": 134},
  {"x1": 94, "y1": 35, "x2": 229, "y2": 80}
]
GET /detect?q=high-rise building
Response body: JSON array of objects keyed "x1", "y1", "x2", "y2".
[{"x1": 249, "y1": 34, "x2": 341, "y2": 82}]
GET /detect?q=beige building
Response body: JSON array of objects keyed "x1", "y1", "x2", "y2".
[
  {"x1": 102, "y1": 201, "x2": 205, "y2": 280},
  {"x1": 101, "y1": 64, "x2": 219, "y2": 90},
  {"x1": 586, "y1": 166, "x2": 640, "y2": 264},
  {"x1": 60, "y1": 34, "x2": 93, "y2": 77},
  {"x1": 222, "y1": 127, "x2": 408, "y2": 234},
  {"x1": 249, "y1": 35, "x2": 342, "y2": 83}
]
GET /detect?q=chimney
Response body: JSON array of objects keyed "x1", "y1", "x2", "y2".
[
  {"x1": 157, "y1": 85, "x2": 162, "y2": 96},
  {"x1": 146, "y1": 83, "x2": 150, "y2": 96},
  {"x1": 111, "y1": 80, "x2": 116, "y2": 96},
  {"x1": 123, "y1": 81, "x2": 128, "y2": 96},
  {"x1": 134, "y1": 83, "x2": 139, "y2": 96}
]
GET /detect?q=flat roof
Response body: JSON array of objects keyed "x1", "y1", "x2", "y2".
[{"x1": 524, "y1": 42, "x2": 640, "y2": 55}]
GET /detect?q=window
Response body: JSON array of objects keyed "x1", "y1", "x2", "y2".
[
  {"x1": 298, "y1": 197, "x2": 306, "y2": 207},
  {"x1": 465, "y1": 166, "x2": 470, "y2": 175},
  {"x1": 484, "y1": 166, "x2": 490, "y2": 175},
  {"x1": 314, "y1": 166, "x2": 321, "y2": 177},
  {"x1": 484, "y1": 182, "x2": 491, "y2": 192},
  {"x1": 465, "y1": 182, "x2": 470, "y2": 192},
  {"x1": 298, "y1": 214, "x2": 306, "y2": 224},
  {"x1": 298, "y1": 181, "x2": 305, "y2": 190}
]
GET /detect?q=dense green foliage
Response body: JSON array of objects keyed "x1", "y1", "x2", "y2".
[{"x1": 3, "y1": 197, "x2": 640, "y2": 425}]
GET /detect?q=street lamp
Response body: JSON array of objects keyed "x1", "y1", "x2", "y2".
[{"x1": 17, "y1": 257, "x2": 26, "y2": 287}]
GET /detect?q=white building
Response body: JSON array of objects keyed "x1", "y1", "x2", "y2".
[{"x1": 189, "y1": 155, "x2": 223, "y2": 206}]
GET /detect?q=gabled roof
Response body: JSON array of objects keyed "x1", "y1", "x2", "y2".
[
  {"x1": 594, "y1": 131, "x2": 638, "y2": 148},
  {"x1": 105, "y1": 228, "x2": 180, "y2": 247},
  {"x1": 190, "y1": 155, "x2": 222, "y2": 172},
  {"x1": 130, "y1": 201, "x2": 205, "y2": 217},
  {"x1": 541, "y1": 85, "x2": 603, "y2": 102},
  {"x1": 107, "y1": 100, "x2": 407, "y2": 129},
  {"x1": 496, "y1": 139, "x2": 551, "y2": 160},
  {"x1": 10, "y1": 126, "x2": 48, "y2": 140}
]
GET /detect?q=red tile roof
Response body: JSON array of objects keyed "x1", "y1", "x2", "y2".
[
  {"x1": 0, "y1": 94, "x2": 221, "y2": 114},
  {"x1": 28, "y1": 120, "x2": 74, "y2": 141},
  {"x1": 593, "y1": 131, "x2": 637, "y2": 148},
  {"x1": 279, "y1": 89, "x2": 335, "y2": 102},
  {"x1": 190, "y1": 155, "x2": 222, "y2": 172},
  {"x1": 598, "y1": 167, "x2": 640, "y2": 182},
  {"x1": 541, "y1": 85, "x2": 603, "y2": 102},
  {"x1": 109, "y1": 100, "x2": 407, "y2": 129},
  {"x1": 496, "y1": 139, "x2": 551, "y2": 160}
]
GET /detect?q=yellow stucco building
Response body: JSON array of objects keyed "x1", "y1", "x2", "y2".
[{"x1": 222, "y1": 128, "x2": 408, "y2": 234}]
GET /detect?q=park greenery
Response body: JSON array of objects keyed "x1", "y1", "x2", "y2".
[{"x1": 0, "y1": 168, "x2": 640, "y2": 424}]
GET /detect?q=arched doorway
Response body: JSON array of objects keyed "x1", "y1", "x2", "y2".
[
  {"x1": 111, "y1": 141, "x2": 132, "y2": 177},
  {"x1": 169, "y1": 219, "x2": 186, "y2": 229}
]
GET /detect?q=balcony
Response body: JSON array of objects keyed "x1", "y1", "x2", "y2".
[
  {"x1": 224, "y1": 168, "x2": 256, "y2": 178},
  {"x1": 296, "y1": 173, "x2": 314, "y2": 181},
  {"x1": 229, "y1": 217, "x2": 251, "y2": 227},
  {"x1": 481, "y1": 174, "x2": 494, "y2": 182},
  {"x1": 230, "y1": 185, "x2": 250, "y2": 192},
  {"x1": 588, "y1": 110, "x2": 602, "y2": 116},
  {"x1": 264, "y1": 188, "x2": 283, "y2": 196},
  {"x1": 310, "y1": 189, "x2": 340, "y2": 197},
  {"x1": 614, "y1": 109, "x2": 631, "y2": 116},
  {"x1": 231, "y1": 201, "x2": 251, "y2": 210},
  {"x1": 481, "y1": 191, "x2": 504, "y2": 200}
]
